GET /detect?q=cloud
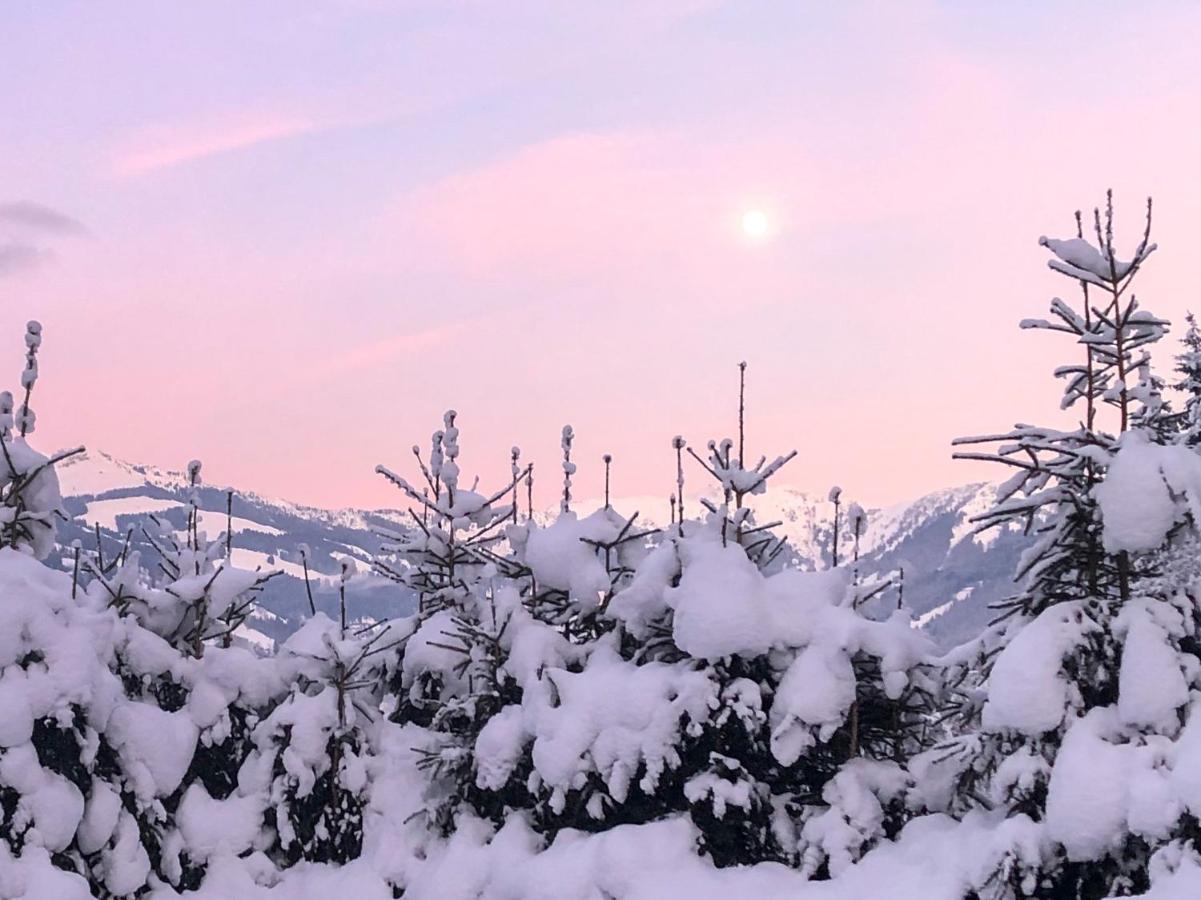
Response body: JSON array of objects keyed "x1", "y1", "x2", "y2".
[
  {"x1": 0, "y1": 202, "x2": 86, "y2": 277},
  {"x1": 0, "y1": 242, "x2": 51, "y2": 276},
  {"x1": 113, "y1": 114, "x2": 322, "y2": 175},
  {"x1": 111, "y1": 100, "x2": 414, "y2": 176},
  {"x1": 306, "y1": 321, "x2": 466, "y2": 380},
  {"x1": 0, "y1": 201, "x2": 87, "y2": 235}
]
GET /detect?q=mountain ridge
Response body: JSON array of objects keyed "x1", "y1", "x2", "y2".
[{"x1": 51, "y1": 450, "x2": 1028, "y2": 648}]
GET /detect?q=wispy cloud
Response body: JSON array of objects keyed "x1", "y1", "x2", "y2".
[
  {"x1": 113, "y1": 114, "x2": 323, "y2": 175},
  {"x1": 0, "y1": 201, "x2": 86, "y2": 277},
  {"x1": 0, "y1": 201, "x2": 87, "y2": 235},
  {"x1": 306, "y1": 321, "x2": 467, "y2": 380},
  {"x1": 0, "y1": 242, "x2": 51, "y2": 276}
]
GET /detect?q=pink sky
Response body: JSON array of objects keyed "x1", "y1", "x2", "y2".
[{"x1": 4, "y1": 1, "x2": 1201, "y2": 509}]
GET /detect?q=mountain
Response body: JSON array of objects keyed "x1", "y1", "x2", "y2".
[
  {"x1": 50, "y1": 451, "x2": 1030, "y2": 650},
  {"x1": 753, "y1": 483, "x2": 1028, "y2": 646},
  {"x1": 591, "y1": 484, "x2": 1029, "y2": 647},
  {"x1": 53, "y1": 450, "x2": 417, "y2": 648}
]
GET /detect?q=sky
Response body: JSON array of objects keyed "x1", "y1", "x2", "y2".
[{"x1": 4, "y1": 1, "x2": 1201, "y2": 511}]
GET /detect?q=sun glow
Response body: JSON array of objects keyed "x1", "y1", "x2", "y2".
[{"x1": 741, "y1": 208, "x2": 770, "y2": 240}]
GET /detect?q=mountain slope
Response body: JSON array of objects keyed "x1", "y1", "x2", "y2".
[
  {"x1": 54, "y1": 451, "x2": 416, "y2": 647},
  {"x1": 605, "y1": 483, "x2": 1027, "y2": 647},
  {"x1": 52, "y1": 451, "x2": 1028, "y2": 649}
]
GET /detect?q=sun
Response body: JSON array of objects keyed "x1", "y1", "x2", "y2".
[{"x1": 741, "y1": 209, "x2": 770, "y2": 240}]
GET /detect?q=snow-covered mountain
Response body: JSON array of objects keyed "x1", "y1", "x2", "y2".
[
  {"x1": 53, "y1": 450, "x2": 417, "y2": 648},
  {"x1": 52, "y1": 451, "x2": 1028, "y2": 649},
  {"x1": 598, "y1": 483, "x2": 1028, "y2": 647},
  {"x1": 739, "y1": 483, "x2": 1027, "y2": 646}
]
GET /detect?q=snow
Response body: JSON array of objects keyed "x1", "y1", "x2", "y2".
[
  {"x1": 177, "y1": 784, "x2": 265, "y2": 862},
  {"x1": 0, "y1": 670, "x2": 34, "y2": 747},
  {"x1": 77, "y1": 780, "x2": 122, "y2": 855},
  {"x1": 90, "y1": 809, "x2": 1039, "y2": 900},
  {"x1": 528, "y1": 643, "x2": 716, "y2": 807},
  {"x1": 1117, "y1": 602, "x2": 1189, "y2": 732},
  {"x1": 0, "y1": 845, "x2": 93, "y2": 900},
  {"x1": 81, "y1": 495, "x2": 183, "y2": 531},
  {"x1": 234, "y1": 622, "x2": 275, "y2": 651},
  {"x1": 1044, "y1": 710, "x2": 1128, "y2": 861},
  {"x1": 770, "y1": 644, "x2": 856, "y2": 763},
  {"x1": 55, "y1": 449, "x2": 148, "y2": 496},
  {"x1": 473, "y1": 705, "x2": 528, "y2": 792},
  {"x1": 400, "y1": 610, "x2": 469, "y2": 692},
  {"x1": 0, "y1": 438, "x2": 64, "y2": 559},
  {"x1": 1097, "y1": 432, "x2": 1201, "y2": 553},
  {"x1": 981, "y1": 601, "x2": 1092, "y2": 735},
  {"x1": 106, "y1": 702, "x2": 200, "y2": 799},
  {"x1": 665, "y1": 536, "x2": 928, "y2": 674},
  {"x1": 0, "y1": 746, "x2": 85, "y2": 851},
  {"x1": 667, "y1": 539, "x2": 777, "y2": 659},
  {"x1": 948, "y1": 485, "x2": 1004, "y2": 549},
  {"x1": 232, "y1": 548, "x2": 337, "y2": 583},
  {"x1": 913, "y1": 596, "x2": 957, "y2": 629},
  {"x1": 104, "y1": 812, "x2": 153, "y2": 895},
  {"x1": 799, "y1": 759, "x2": 910, "y2": 877},
  {"x1": 518, "y1": 511, "x2": 616, "y2": 605},
  {"x1": 194, "y1": 508, "x2": 284, "y2": 537},
  {"x1": 1040, "y1": 235, "x2": 1128, "y2": 284}
]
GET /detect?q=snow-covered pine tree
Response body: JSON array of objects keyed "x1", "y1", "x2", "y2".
[
  {"x1": 787, "y1": 494, "x2": 936, "y2": 880},
  {"x1": 1172, "y1": 311, "x2": 1201, "y2": 443},
  {"x1": 239, "y1": 561, "x2": 375, "y2": 867},
  {"x1": 0, "y1": 323, "x2": 199, "y2": 896},
  {"x1": 507, "y1": 429, "x2": 658, "y2": 646},
  {"x1": 372, "y1": 411, "x2": 537, "y2": 833},
  {"x1": 935, "y1": 192, "x2": 1193, "y2": 898},
  {"x1": 0, "y1": 323, "x2": 95, "y2": 873},
  {"x1": 378, "y1": 420, "x2": 667, "y2": 841},
  {"x1": 0, "y1": 324, "x2": 178, "y2": 898},
  {"x1": 49, "y1": 464, "x2": 290, "y2": 892},
  {"x1": 599, "y1": 365, "x2": 934, "y2": 873},
  {"x1": 79, "y1": 460, "x2": 278, "y2": 675},
  {"x1": 0, "y1": 322, "x2": 84, "y2": 560}
]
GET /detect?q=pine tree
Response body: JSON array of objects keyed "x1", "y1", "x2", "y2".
[
  {"x1": 938, "y1": 192, "x2": 1189, "y2": 898},
  {"x1": 66, "y1": 463, "x2": 288, "y2": 890},
  {"x1": 83, "y1": 461, "x2": 279, "y2": 661},
  {"x1": 373, "y1": 411, "x2": 534, "y2": 833},
  {"x1": 596, "y1": 364, "x2": 935, "y2": 873},
  {"x1": 1172, "y1": 311, "x2": 1201, "y2": 442},
  {"x1": 244, "y1": 563, "x2": 376, "y2": 867},
  {"x1": 0, "y1": 323, "x2": 100, "y2": 876},
  {"x1": 0, "y1": 322, "x2": 84, "y2": 559}
]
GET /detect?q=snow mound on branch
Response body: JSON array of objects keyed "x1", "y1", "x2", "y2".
[
  {"x1": 400, "y1": 610, "x2": 467, "y2": 692},
  {"x1": 107, "y1": 702, "x2": 200, "y2": 799},
  {"x1": 1097, "y1": 432, "x2": 1201, "y2": 553},
  {"x1": 511, "y1": 508, "x2": 645, "y2": 609},
  {"x1": 982, "y1": 601, "x2": 1093, "y2": 735},
  {"x1": 1045, "y1": 710, "x2": 1129, "y2": 861},
  {"x1": 605, "y1": 541, "x2": 678, "y2": 639},
  {"x1": 0, "y1": 845, "x2": 92, "y2": 899},
  {"x1": 1116, "y1": 601, "x2": 1191, "y2": 732},
  {"x1": 528, "y1": 642, "x2": 716, "y2": 808},
  {"x1": 177, "y1": 784, "x2": 265, "y2": 863},
  {"x1": 769, "y1": 644, "x2": 857, "y2": 764},
  {"x1": 0, "y1": 438, "x2": 64, "y2": 560},
  {"x1": 664, "y1": 534, "x2": 930, "y2": 669},
  {"x1": 1044, "y1": 707, "x2": 1180, "y2": 862}
]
